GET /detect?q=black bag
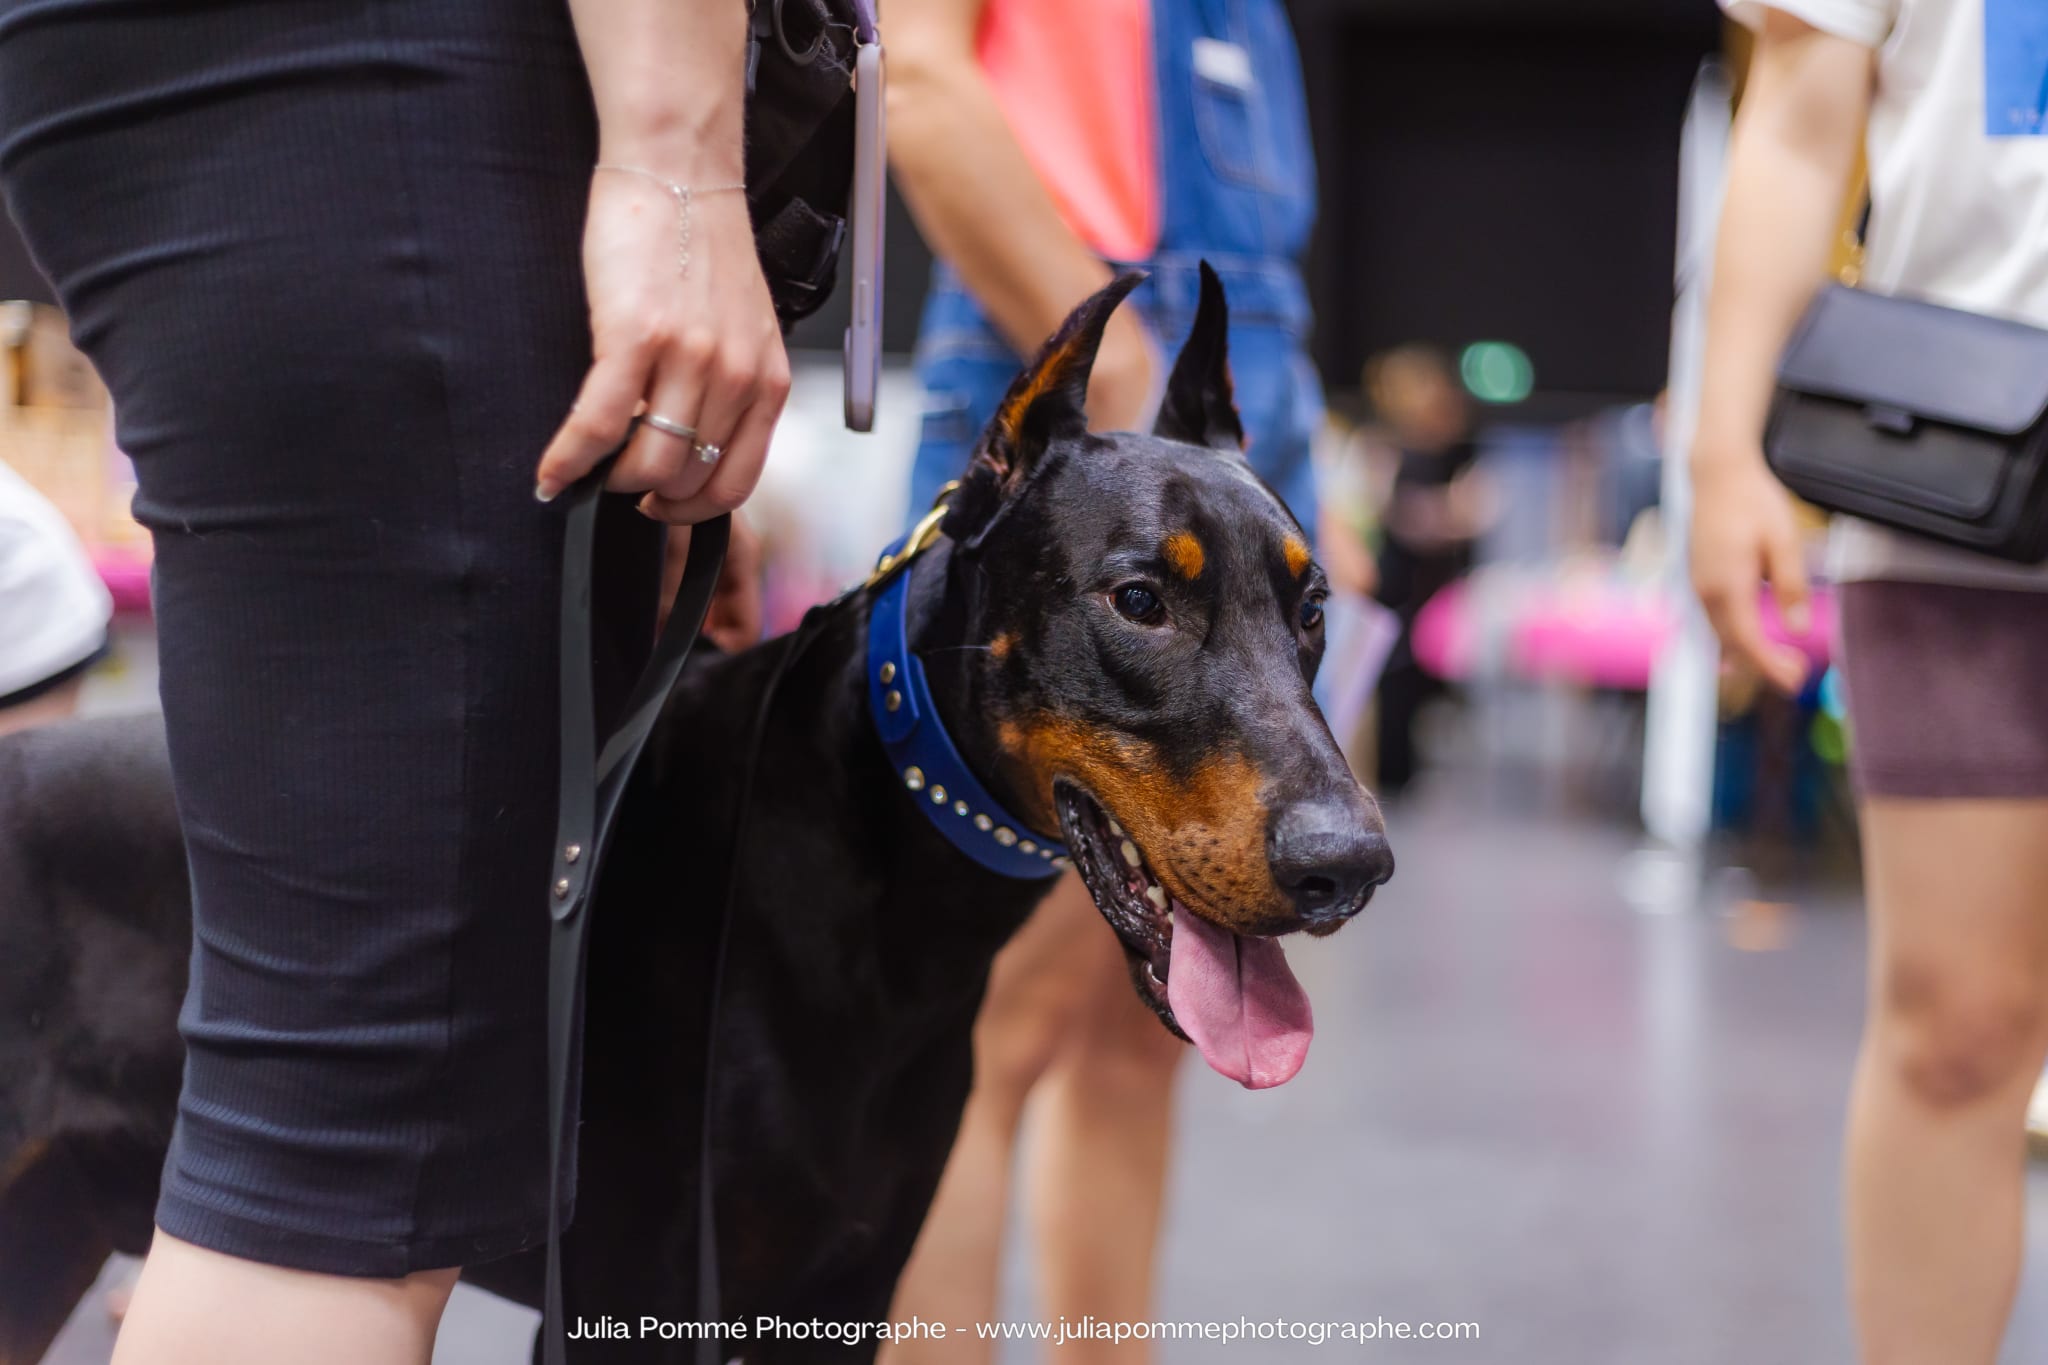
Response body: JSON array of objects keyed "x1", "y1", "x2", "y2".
[
  {"x1": 1764, "y1": 283, "x2": 2048, "y2": 564},
  {"x1": 745, "y1": 0, "x2": 873, "y2": 327}
]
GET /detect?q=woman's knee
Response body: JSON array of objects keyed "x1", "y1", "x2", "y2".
[{"x1": 1871, "y1": 957, "x2": 2048, "y2": 1110}]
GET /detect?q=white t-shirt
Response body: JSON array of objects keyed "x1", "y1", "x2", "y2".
[
  {"x1": 1726, "y1": 0, "x2": 2048, "y2": 587},
  {"x1": 0, "y1": 459, "x2": 112, "y2": 699}
]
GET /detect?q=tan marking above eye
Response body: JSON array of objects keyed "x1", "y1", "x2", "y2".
[
  {"x1": 988, "y1": 632, "x2": 1015, "y2": 661},
  {"x1": 1282, "y1": 536, "x2": 1312, "y2": 578},
  {"x1": 1162, "y1": 531, "x2": 1206, "y2": 580}
]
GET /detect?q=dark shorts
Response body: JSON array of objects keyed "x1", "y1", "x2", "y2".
[
  {"x1": 0, "y1": 0, "x2": 661, "y2": 1274},
  {"x1": 1838, "y1": 581, "x2": 2048, "y2": 801}
]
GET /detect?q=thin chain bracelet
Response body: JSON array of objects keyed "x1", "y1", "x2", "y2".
[{"x1": 594, "y1": 164, "x2": 746, "y2": 280}]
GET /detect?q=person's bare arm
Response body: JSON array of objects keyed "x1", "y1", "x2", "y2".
[
  {"x1": 887, "y1": 0, "x2": 1157, "y2": 428},
  {"x1": 1690, "y1": 11, "x2": 1874, "y2": 692},
  {"x1": 537, "y1": 0, "x2": 791, "y2": 523}
]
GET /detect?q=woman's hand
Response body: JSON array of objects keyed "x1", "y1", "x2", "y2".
[
  {"x1": 535, "y1": 174, "x2": 790, "y2": 522},
  {"x1": 1690, "y1": 445, "x2": 1812, "y2": 695}
]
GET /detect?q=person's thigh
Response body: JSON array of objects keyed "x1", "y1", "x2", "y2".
[
  {"x1": 0, "y1": 0, "x2": 659, "y2": 1274},
  {"x1": 1840, "y1": 582, "x2": 2048, "y2": 1093}
]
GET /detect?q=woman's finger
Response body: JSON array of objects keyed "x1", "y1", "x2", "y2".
[
  {"x1": 1706, "y1": 571, "x2": 1808, "y2": 696},
  {"x1": 639, "y1": 377, "x2": 784, "y2": 525},
  {"x1": 652, "y1": 343, "x2": 756, "y2": 503},
  {"x1": 535, "y1": 348, "x2": 651, "y2": 500},
  {"x1": 610, "y1": 355, "x2": 707, "y2": 496},
  {"x1": 1765, "y1": 525, "x2": 1813, "y2": 639}
]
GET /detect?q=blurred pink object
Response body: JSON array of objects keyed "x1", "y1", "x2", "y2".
[
  {"x1": 92, "y1": 543, "x2": 152, "y2": 617},
  {"x1": 1411, "y1": 564, "x2": 1835, "y2": 691}
]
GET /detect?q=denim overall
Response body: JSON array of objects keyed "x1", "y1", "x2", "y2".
[{"x1": 906, "y1": 0, "x2": 1323, "y2": 529}]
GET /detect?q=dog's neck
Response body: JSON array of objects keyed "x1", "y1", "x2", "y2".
[{"x1": 876, "y1": 539, "x2": 1066, "y2": 868}]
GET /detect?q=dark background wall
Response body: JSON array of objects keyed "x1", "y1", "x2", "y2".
[
  {"x1": 1296, "y1": 4, "x2": 1720, "y2": 410},
  {"x1": 797, "y1": 0, "x2": 1720, "y2": 413}
]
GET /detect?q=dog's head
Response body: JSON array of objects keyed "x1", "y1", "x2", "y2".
[{"x1": 939, "y1": 267, "x2": 1393, "y2": 1089}]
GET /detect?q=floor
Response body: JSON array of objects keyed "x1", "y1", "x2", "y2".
[{"x1": 39, "y1": 772, "x2": 2048, "y2": 1364}]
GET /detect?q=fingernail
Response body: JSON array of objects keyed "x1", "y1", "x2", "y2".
[
  {"x1": 1784, "y1": 603, "x2": 1811, "y2": 635},
  {"x1": 636, "y1": 494, "x2": 659, "y2": 519},
  {"x1": 534, "y1": 481, "x2": 559, "y2": 504}
]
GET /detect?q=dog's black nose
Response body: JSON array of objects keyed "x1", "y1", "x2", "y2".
[{"x1": 1267, "y1": 804, "x2": 1394, "y2": 923}]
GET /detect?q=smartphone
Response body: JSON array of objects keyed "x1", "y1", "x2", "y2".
[{"x1": 843, "y1": 39, "x2": 885, "y2": 432}]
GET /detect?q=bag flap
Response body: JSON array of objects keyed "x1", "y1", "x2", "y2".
[{"x1": 1777, "y1": 285, "x2": 2048, "y2": 437}]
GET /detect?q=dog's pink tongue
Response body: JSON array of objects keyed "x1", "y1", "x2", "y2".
[{"x1": 1165, "y1": 904, "x2": 1313, "y2": 1089}]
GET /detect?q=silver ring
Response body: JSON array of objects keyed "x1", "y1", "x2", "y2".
[
  {"x1": 644, "y1": 413, "x2": 696, "y2": 442},
  {"x1": 694, "y1": 441, "x2": 723, "y2": 465}
]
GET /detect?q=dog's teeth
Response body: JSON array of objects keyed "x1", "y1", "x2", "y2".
[
  {"x1": 1107, "y1": 818, "x2": 1123, "y2": 837},
  {"x1": 1145, "y1": 884, "x2": 1167, "y2": 913},
  {"x1": 1119, "y1": 840, "x2": 1140, "y2": 868}
]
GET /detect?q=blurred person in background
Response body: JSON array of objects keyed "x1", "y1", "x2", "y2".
[
  {"x1": 1693, "y1": 3, "x2": 2048, "y2": 1361},
  {"x1": 0, "y1": 459, "x2": 109, "y2": 736},
  {"x1": 885, "y1": 0, "x2": 1321, "y2": 1353},
  {"x1": 1361, "y1": 345, "x2": 1489, "y2": 796},
  {"x1": 0, "y1": 0, "x2": 787, "y2": 1359}
]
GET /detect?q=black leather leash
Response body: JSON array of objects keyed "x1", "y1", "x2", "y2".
[{"x1": 545, "y1": 456, "x2": 729, "y2": 1365}]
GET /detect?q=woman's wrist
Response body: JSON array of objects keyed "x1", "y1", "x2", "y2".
[
  {"x1": 1691, "y1": 446, "x2": 1771, "y2": 493},
  {"x1": 596, "y1": 106, "x2": 745, "y2": 185}
]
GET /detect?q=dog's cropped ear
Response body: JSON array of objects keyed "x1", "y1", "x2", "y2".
[
  {"x1": 1154, "y1": 261, "x2": 1245, "y2": 453},
  {"x1": 944, "y1": 272, "x2": 1146, "y2": 547}
]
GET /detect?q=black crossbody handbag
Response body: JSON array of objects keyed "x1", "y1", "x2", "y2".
[
  {"x1": 542, "y1": 5, "x2": 876, "y2": 1362},
  {"x1": 1764, "y1": 283, "x2": 2048, "y2": 563}
]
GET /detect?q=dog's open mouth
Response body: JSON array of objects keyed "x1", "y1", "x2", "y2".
[{"x1": 1053, "y1": 781, "x2": 1313, "y2": 1090}]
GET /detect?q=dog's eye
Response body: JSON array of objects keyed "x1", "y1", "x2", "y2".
[
  {"x1": 1299, "y1": 594, "x2": 1326, "y2": 632},
  {"x1": 1112, "y1": 582, "x2": 1166, "y2": 625}
]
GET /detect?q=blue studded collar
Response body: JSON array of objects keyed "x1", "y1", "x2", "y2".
[{"x1": 864, "y1": 524, "x2": 1068, "y2": 881}]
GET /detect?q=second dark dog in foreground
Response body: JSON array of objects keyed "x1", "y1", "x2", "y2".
[{"x1": 0, "y1": 269, "x2": 1390, "y2": 1363}]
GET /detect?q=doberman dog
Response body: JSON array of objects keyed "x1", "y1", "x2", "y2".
[{"x1": 0, "y1": 270, "x2": 1391, "y2": 1364}]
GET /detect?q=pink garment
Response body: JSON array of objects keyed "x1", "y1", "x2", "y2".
[{"x1": 977, "y1": 0, "x2": 1160, "y2": 263}]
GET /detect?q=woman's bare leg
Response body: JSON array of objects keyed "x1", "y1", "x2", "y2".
[
  {"x1": 110, "y1": 1231, "x2": 457, "y2": 1365},
  {"x1": 883, "y1": 874, "x2": 1103, "y2": 1365},
  {"x1": 1023, "y1": 928, "x2": 1184, "y2": 1362},
  {"x1": 1848, "y1": 799, "x2": 2048, "y2": 1365}
]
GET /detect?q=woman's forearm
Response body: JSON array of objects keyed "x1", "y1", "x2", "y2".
[
  {"x1": 889, "y1": 57, "x2": 1120, "y2": 356},
  {"x1": 567, "y1": 0, "x2": 748, "y2": 178},
  {"x1": 1694, "y1": 15, "x2": 1873, "y2": 473},
  {"x1": 887, "y1": 0, "x2": 1156, "y2": 424}
]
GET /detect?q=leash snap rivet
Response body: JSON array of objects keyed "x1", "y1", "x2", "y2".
[
  {"x1": 993, "y1": 827, "x2": 1018, "y2": 847},
  {"x1": 563, "y1": 843, "x2": 582, "y2": 864},
  {"x1": 904, "y1": 766, "x2": 926, "y2": 791},
  {"x1": 552, "y1": 878, "x2": 571, "y2": 900},
  {"x1": 885, "y1": 689, "x2": 903, "y2": 712},
  {"x1": 929, "y1": 785, "x2": 948, "y2": 804},
  {"x1": 878, "y1": 661, "x2": 896, "y2": 684}
]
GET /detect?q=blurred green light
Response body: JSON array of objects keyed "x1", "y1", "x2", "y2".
[
  {"x1": 1811, "y1": 713, "x2": 1848, "y2": 767},
  {"x1": 1459, "y1": 341, "x2": 1535, "y2": 405}
]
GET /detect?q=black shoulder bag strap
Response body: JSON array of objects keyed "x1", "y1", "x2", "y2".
[{"x1": 544, "y1": 460, "x2": 730, "y2": 1365}]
